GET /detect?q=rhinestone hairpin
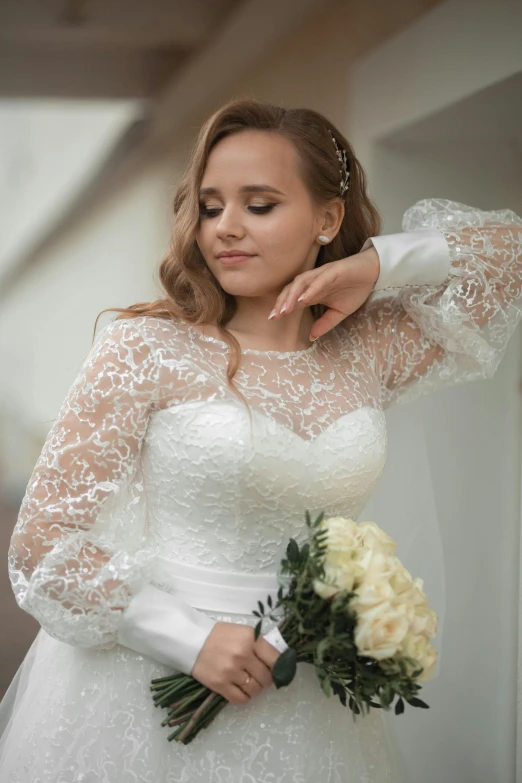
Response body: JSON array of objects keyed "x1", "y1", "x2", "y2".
[{"x1": 328, "y1": 130, "x2": 350, "y2": 197}]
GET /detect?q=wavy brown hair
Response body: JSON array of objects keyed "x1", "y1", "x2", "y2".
[{"x1": 94, "y1": 96, "x2": 381, "y2": 409}]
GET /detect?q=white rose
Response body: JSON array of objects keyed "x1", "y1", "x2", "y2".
[
  {"x1": 388, "y1": 558, "x2": 414, "y2": 595},
  {"x1": 312, "y1": 575, "x2": 343, "y2": 600},
  {"x1": 319, "y1": 517, "x2": 360, "y2": 552},
  {"x1": 356, "y1": 520, "x2": 397, "y2": 557},
  {"x1": 350, "y1": 576, "x2": 397, "y2": 612},
  {"x1": 401, "y1": 578, "x2": 429, "y2": 610},
  {"x1": 399, "y1": 631, "x2": 438, "y2": 682},
  {"x1": 354, "y1": 601, "x2": 410, "y2": 660},
  {"x1": 312, "y1": 517, "x2": 368, "y2": 599},
  {"x1": 312, "y1": 553, "x2": 364, "y2": 598},
  {"x1": 409, "y1": 606, "x2": 438, "y2": 638}
]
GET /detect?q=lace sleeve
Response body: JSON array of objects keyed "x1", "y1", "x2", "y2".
[
  {"x1": 7, "y1": 318, "x2": 161, "y2": 649},
  {"x1": 353, "y1": 198, "x2": 522, "y2": 410}
]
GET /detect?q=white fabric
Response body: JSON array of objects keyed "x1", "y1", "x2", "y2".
[
  {"x1": 1, "y1": 197, "x2": 521, "y2": 782},
  {"x1": 361, "y1": 228, "x2": 451, "y2": 290},
  {"x1": 116, "y1": 583, "x2": 218, "y2": 675}
]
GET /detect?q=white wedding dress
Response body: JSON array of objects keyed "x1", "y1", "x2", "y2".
[{"x1": 1, "y1": 199, "x2": 521, "y2": 782}]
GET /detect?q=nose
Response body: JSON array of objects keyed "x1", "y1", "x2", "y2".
[{"x1": 215, "y1": 204, "x2": 245, "y2": 239}]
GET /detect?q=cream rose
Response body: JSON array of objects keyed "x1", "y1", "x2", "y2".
[
  {"x1": 318, "y1": 517, "x2": 360, "y2": 552},
  {"x1": 409, "y1": 605, "x2": 438, "y2": 638},
  {"x1": 312, "y1": 554, "x2": 365, "y2": 598},
  {"x1": 355, "y1": 520, "x2": 397, "y2": 557},
  {"x1": 312, "y1": 517, "x2": 369, "y2": 598},
  {"x1": 399, "y1": 631, "x2": 438, "y2": 682},
  {"x1": 354, "y1": 601, "x2": 411, "y2": 660}
]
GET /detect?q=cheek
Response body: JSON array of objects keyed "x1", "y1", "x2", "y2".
[
  {"x1": 256, "y1": 211, "x2": 309, "y2": 261},
  {"x1": 196, "y1": 224, "x2": 212, "y2": 254}
]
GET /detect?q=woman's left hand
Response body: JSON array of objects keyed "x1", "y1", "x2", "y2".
[{"x1": 268, "y1": 247, "x2": 381, "y2": 340}]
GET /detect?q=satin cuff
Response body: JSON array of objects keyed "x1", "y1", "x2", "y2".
[
  {"x1": 117, "y1": 583, "x2": 219, "y2": 675},
  {"x1": 360, "y1": 229, "x2": 451, "y2": 291}
]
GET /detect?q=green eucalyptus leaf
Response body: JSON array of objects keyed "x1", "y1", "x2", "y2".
[
  {"x1": 406, "y1": 696, "x2": 430, "y2": 709},
  {"x1": 316, "y1": 638, "x2": 329, "y2": 664},
  {"x1": 380, "y1": 684, "x2": 394, "y2": 709},
  {"x1": 287, "y1": 539, "x2": 299, "y2": 564},
  {"x1": 253, "y1": 619, "x2": 263, "y2": 641},
  {"x1": 321, "y1": 677, "x2": 332, "y2": 697}
]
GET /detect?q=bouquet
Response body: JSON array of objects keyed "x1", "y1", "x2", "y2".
[{"x1": 151, "y1": 510, "x2": 438, "y2": 744}]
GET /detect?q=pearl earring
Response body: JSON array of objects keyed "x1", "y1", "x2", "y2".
[{"x1": 318, "y1": 235, "x2": 330, "y2": 244}]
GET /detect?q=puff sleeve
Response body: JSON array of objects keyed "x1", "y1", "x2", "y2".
[
  {"x1": 352, "y1": 198, "x2": 522, "y2": 410},
  {"x1": 7, "y1": 317, "x2": 218, "y2": 674}
]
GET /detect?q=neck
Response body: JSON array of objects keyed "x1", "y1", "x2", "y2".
[{"x1": 225, "y1": 297, "x2": 316, "y2": 352}]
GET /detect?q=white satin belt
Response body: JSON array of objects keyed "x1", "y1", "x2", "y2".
[{"x1": 151, "y1": 555, "x2": 287, "y2": 616}]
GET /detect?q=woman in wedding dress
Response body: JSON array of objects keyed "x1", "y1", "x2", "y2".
[{"x1": 1, "y1": 97, "x2": 521, "y2": 782}]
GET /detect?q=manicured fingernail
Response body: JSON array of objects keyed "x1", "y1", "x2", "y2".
[
  {"x1": 280, "y1": 304, "x2": 286, "y2": 313},
  {"x1": 309, "y1": 334, "x2": 317, "y2": 341},
  {"x1": 297, "y1": 295, "x2": 305, "y2": 302},
  {"x1": 268, "y1": 310, "x2": 276, "y2": 320}
]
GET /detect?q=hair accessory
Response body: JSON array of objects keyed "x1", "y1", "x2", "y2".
[
  {"x1": 318, "y1": 235, "x2": 330, "y2": 244},
  {"x1": 328, "y1": 130, "x2": 350, "y2": 197}
]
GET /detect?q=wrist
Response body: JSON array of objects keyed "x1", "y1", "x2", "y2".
[{"x1": 359, "y1": 246, "x2": 381, "y2": 290}]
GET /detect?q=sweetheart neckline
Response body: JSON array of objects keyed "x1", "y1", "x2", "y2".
[{"x1": 156, "y1": 400, "x2": 383, "y2": 444}]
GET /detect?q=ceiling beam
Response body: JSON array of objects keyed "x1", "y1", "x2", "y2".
[{"x1": 0, "y1": 42, "x2": 186, "y2": 99}]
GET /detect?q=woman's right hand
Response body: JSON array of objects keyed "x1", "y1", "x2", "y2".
[{"x1": 191, "y1": 621, "x2": 281, "y2": 705}]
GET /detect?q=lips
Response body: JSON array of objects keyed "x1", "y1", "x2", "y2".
[{"x1": 218, "y1": 254, "x2": 255, "y2": 265}]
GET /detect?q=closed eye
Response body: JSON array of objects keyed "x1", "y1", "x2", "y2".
[{"x1": 199, "y1": 204, "x2": 277, "y2": 218}]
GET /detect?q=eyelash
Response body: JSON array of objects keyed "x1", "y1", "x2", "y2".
[{"x1": 199, "y1": 204, "x2": 276, "y2": 218}]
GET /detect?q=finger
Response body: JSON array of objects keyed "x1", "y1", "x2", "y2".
[
  {"x1": 269, "y1": 270, "x2": 321, "y2": 318},
  {"x1": 294, "y1": 276, "x2": 328, "y2": 308},
  {"x1": 253, "y1": 634, "x2": 284, "y2": 668},
  {"x1": 243, "y1": 655, "x2": 274, "y2": 689},
  {"x1": 234, "y1": 670, "x2": 264, "y2": 695},
  {"x1": 309, "y1": 308, "x2": 348, "y2": 340},
  {"x1": 228, "y1": 684, "x2": 251, "y2": 704},
  {"x1": 277, "y1": 276, "x2": 318, "y2": 316},
  {"x1": 268, "y1": 285, "x2": 292, "y2": 319}
]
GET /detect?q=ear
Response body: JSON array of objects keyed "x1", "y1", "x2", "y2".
[{"x1": 319, "y1": 198, "x2": 345, "y2": 240}]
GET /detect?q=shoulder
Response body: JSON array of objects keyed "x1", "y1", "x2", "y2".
[{"x1": 93, "y1": 314, "x2": 190, "y2": 354}]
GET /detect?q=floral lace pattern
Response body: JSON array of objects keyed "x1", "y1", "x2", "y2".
[{"x1": 2, "y1": 198, "x2": 521, "y2": 781}]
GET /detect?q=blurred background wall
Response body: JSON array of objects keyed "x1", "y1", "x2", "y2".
[{"x1": 0, "y1": 1, "x2": 521, "y2": 781}]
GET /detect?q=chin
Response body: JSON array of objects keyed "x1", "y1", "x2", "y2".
[
  {"x1": 210, "y1": 264, "x2": 279, "y2": 298},
  {"x1": 218, "y1": 280, "x2": 268, "y2": 297}
]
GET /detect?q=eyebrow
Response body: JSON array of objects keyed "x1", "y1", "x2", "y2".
[{"x1": 198, "y1": 184, "x2": 285, "y2": 197}]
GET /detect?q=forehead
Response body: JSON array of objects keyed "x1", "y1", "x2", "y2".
[{"x1": 201, "y1": 130, "x2": 303, "y2": 192}]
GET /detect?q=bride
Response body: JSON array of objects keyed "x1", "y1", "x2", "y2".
[{"x1": 1, "y1": 97, "x2": 521, "y2": 782}]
